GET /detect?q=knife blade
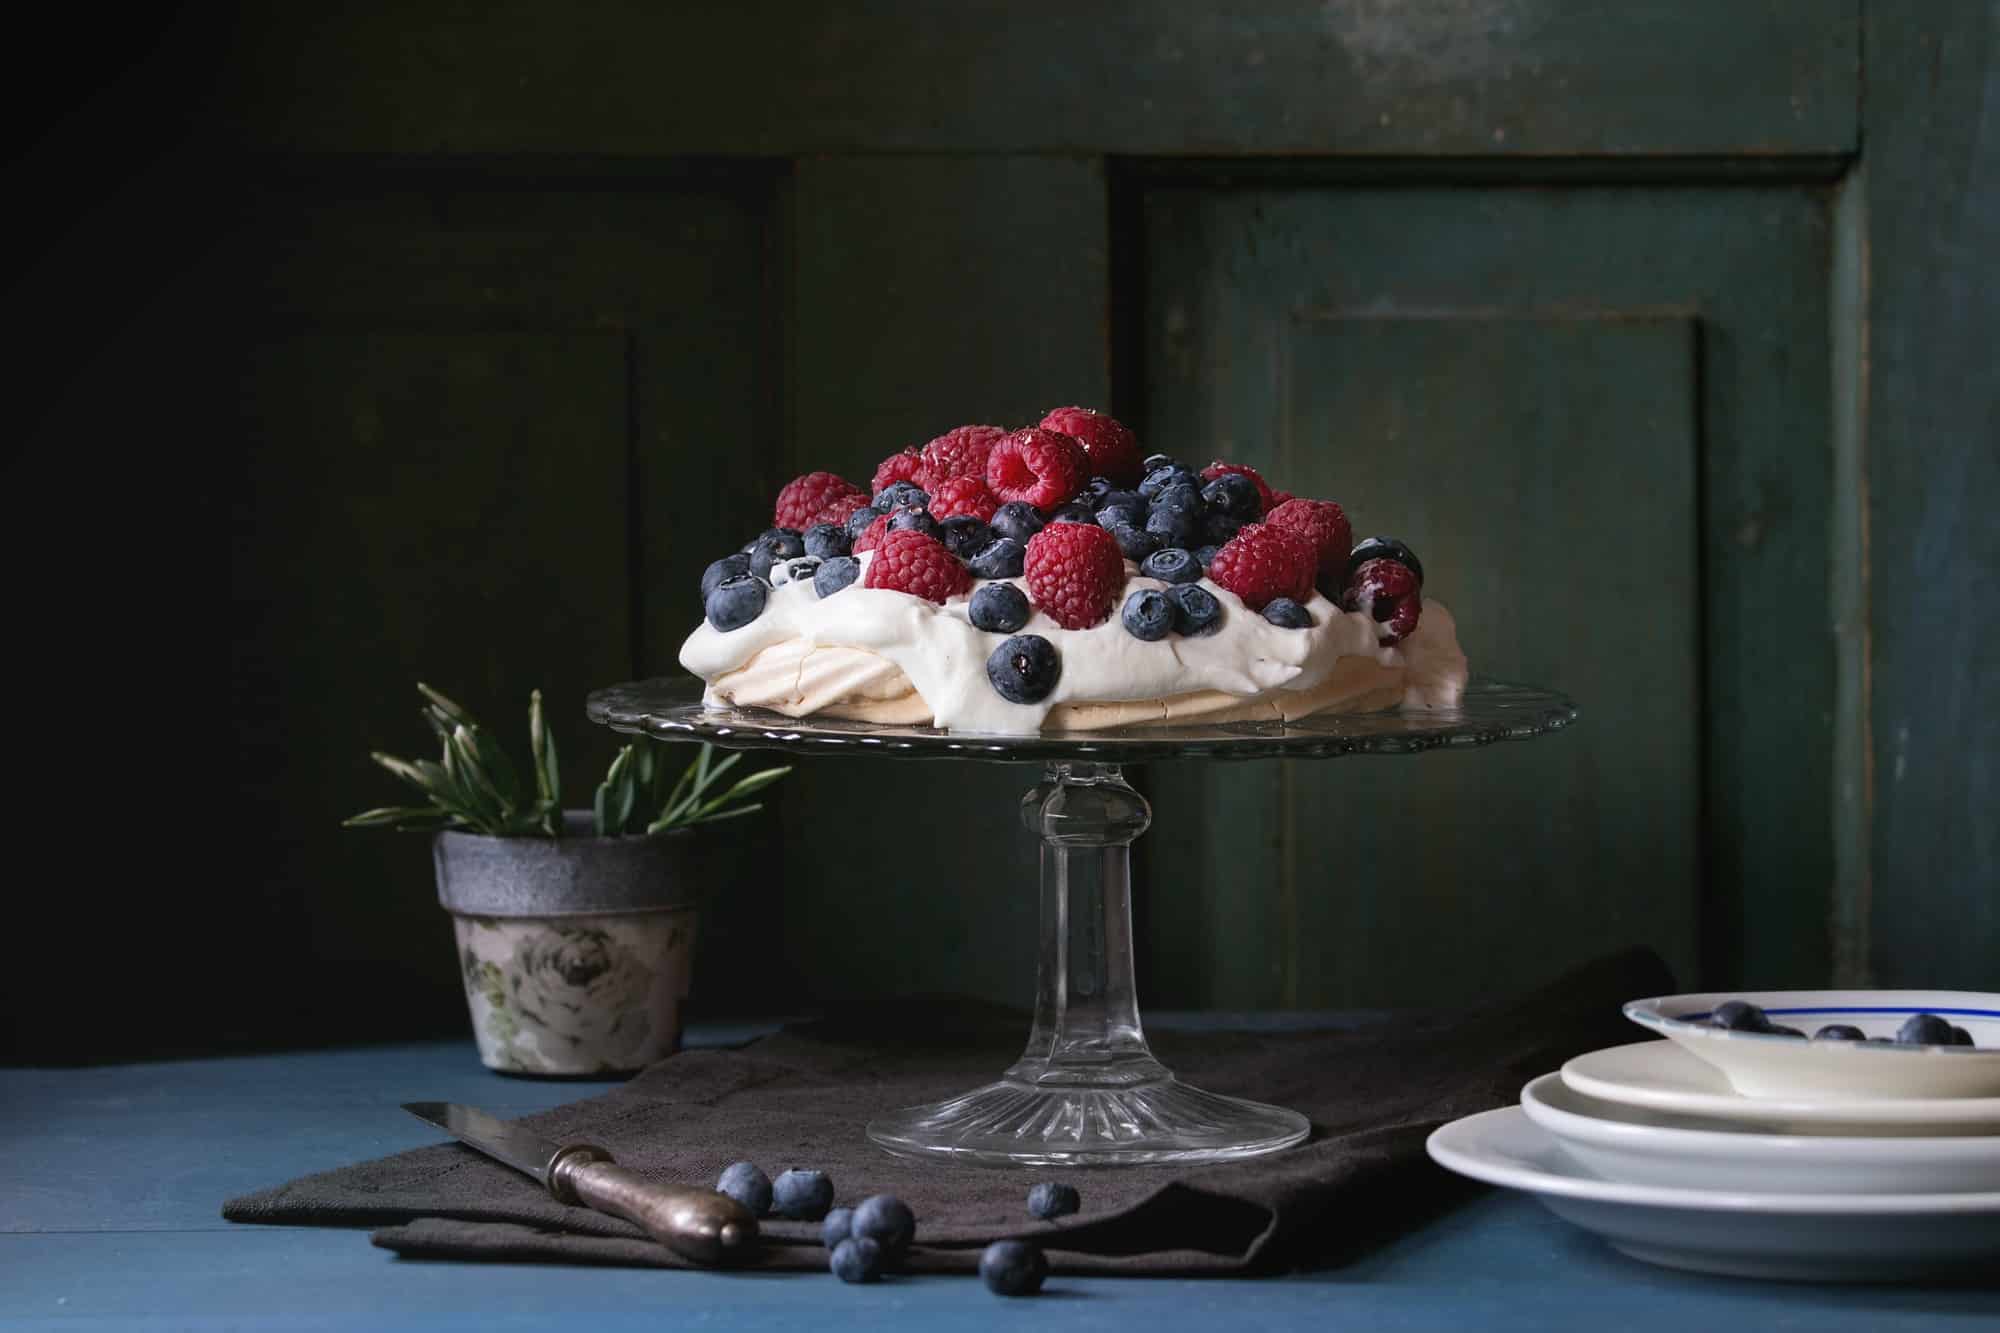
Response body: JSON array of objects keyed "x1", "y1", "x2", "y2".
[{"x1": 403, "y1": 1101, "x2": 757, "y2": 1265}]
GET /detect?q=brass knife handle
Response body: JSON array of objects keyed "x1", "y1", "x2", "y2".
[{"x1": 547, "y1": 1145, "x2": 758, "y2": 1265}]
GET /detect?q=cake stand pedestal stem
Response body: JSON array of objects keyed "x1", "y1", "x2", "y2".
[{"x1": 864, "y1": 761, "x2": 1311, "y2": 1166}]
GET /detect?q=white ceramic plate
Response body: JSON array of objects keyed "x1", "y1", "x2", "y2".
[
  {"x1": 1562, "y1": 1041, "x2": 2000, "y2": 1134},
  {"x1": 1427, "y1": 1106, "x2": 2000, "y2": 1281},
  {"x1": 1521, "y1": 1072, "x2": 2000, "y2": 1194},
  {"x1": 1623, "y1": 989, "x2": 2000, "y2": 1099}
]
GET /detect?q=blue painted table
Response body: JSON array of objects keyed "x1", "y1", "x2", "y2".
[{"x1": 4, "y1": 1027, "x2": 1997, "y2": 1331}]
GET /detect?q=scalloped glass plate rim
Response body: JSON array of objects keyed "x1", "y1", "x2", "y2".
[{"x1": 585, "y1": 675, "x2": 1576, "y2": 762}]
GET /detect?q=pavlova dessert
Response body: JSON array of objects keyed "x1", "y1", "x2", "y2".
[{"x1": 681, "y1": 407, "x2": 1466, "y2": 735}]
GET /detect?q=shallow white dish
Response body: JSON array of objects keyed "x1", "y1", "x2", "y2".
[
  {"x1": 1562, "y1": 1041, "x2": 2000, "y2": 1135},
  {"x1": 1427, "y1": 1106, "x2": 2000, "y2": 1281},
  {"x1": 1521, "y1": 1072, "x2": 2000, "y2": 1194},
  {"x1": 1623, "y1": 990, "x2": 2000, "y2": 1100}
]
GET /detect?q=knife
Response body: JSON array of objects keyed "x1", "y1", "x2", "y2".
[{"x1": 402, "y1": 1101, "x2": 757, "y2": 1265}]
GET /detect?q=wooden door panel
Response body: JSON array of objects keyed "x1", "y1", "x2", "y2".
[{"x1": 1136, "y1": 183, "x2": 1833, "y2": 1003}]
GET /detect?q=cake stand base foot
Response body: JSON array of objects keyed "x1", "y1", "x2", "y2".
[{"x1": 865, "y1": 1075, "x2": 1310, "y2": 1167}]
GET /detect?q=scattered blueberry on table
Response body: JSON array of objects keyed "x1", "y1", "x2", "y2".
[
  {"x1": 771, "y1": 1168, "x2": 835, "y2": 1221},
  {"x1": 1026, "y1": 1181, "x2": 1080, "y2": 1220},
  {"x1": 830, "y1": 1236, "x2": 883, "y2": 1284},
  {"x1": 979, "y1": 1239, "x2": 1049, "y2": 1296},
  {"x1": 820, "y1": 1206, "x2": 854, "y2": 1249},
  {"x1": 716, "y1": 1161, "x2": 772, "y2": 1217},
  {"x1": 851, "y1": 1194, "x2": 916, "y2": 1263}
]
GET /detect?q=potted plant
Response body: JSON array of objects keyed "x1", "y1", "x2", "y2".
[{"x1": 345, "y1": 684, "x2": 787, "y2": 1075}]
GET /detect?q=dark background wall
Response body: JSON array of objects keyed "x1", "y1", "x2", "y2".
[{"x1": 5, "y1": 3, "x2": 1993, "y2": 1063}]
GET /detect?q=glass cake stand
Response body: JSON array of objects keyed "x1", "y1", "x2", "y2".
[{"x1": 588, "y1": 677, "x2": 1575, "y2": 1167}]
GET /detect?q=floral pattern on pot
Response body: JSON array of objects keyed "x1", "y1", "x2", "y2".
[{"x1": 451, "y1": 910, "x2": 697, "y2": 1075}]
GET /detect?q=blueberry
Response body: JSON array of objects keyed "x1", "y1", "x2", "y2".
[
  {"x1": 1896, "y1": 1013, "x2": 1957, "y2": 1046},
  {"x1": 1262, "y1": 597, "x2": 1312, "y2": 628},
  {"x1": 1094, "y1": 488, "x2": 1145, "y2": 515},
  {"x1": 1766, "y1": 1025, "x2": 1806, "y2": 1039},
  {"x1": 1201, "y1": 513, "x2": 1247, "y2": 547},
  {"x1": 1813, "y1": 1024, "x2": 1866, "y2": 1041},
  {"x1": 1120, "y1": 589, "x2": 1174, "y2": 641},
  {"x1": 968, "y1": 537, "x2": 1026, "y2": 580},
  {"x1": 886, "y1": 506, "x2": 941, "y2": 540},
  {"x1": 990, "y1": 501, "x2": 1046, "y2": 545},
  {"x1": 938, "y1": 515, "x2": 994, "y2": 560},
  {"x1": 851, "y1": 1194, "x2": 916, "y2": 1262},
  {"x1": 1140, "y1": 547, "x2": 1201, "y2": 584},
  {"x1": 978, "y1": 1239, "x2": 1048, "y2": 1297},
  {"x1": 1145, "y1": 507, "x2": 1201, "y2": 548},
  {"x1": 814, "y1": 555, "x2": 861, "y2": 598},
  {"x1": 829, "y1": 1236, "x2": 883, "y2": 1284},
  {"x1": 1952, "y1": 1026, "x2": 1977, "y2": 1047},
  {"x1": 716, "y1": 1161, "x2": 772, "y2": 1217},
  {"x1": 986, "y1": 634, "x2": 1060, "y2": 704},
  {"x1": 1140, "y1": 463, "x2": 1197, "y2": 498},
  {"x1": 1167, "y1": 583, "x2": 1222, "y2": 636},
  {"x1": 970, "y1": 582, "x2": 1031, "y2": 633},
  {"x1": 1109, "y1": 524, "x2": 1161, "y2": 561},
  {"x1": 1150, "y1": 481, "x2": 1204, "y2": 518},
  {"x1": 803, "y1": 523, "x2": 852, "y2": 560},
  {"x1": 1707, "y1": 1000, "x2": 1769, "y2": 1032},
  {"x1": 1141, "y1": 452, "x2": 1178, "y2": 473},
  {"x1": 1192, "y1": 544, "x2": 1221, "y2": 571},
  {"x1": 1048, "y1": 501, "x2": 1097, "y2": 526},
  {"x1": 874, "y1": 480, "x2": 928, "y2": 509},
  {"x1": 1348, "y1": 537, "x2": 1425, "y2": 588},
  {"x1": 821, "y1": 1206, "x2": 855, "y2": 1249},
  {"x1": 845, "y1": 505, "x2": 884, "y2": 541},
  {"x1": 1081, "y1": 476, "x2": 1115, "y2": 508},
  {"x1": 1096, "y1": 501, "x2": 1147, "y2": 532},
  {"x1": 704, "y1": 575, "x2": 768, "y2": 632},
  {"x1": 700, "y1": 553, "x2": 752, "y2": 601},
  {"x1": 1026, "y1": 1182, "x2": 1080, "y2": 1221},
  {"x1": 1201, "y1": 472, "x2": 1262, "y2": 519},
  {"x1": 771, "y1": 1168, "x2": 835, "y2": 1221},
  {"x1": 748, "y1": 528, "x2": 806, "y2": 580}
]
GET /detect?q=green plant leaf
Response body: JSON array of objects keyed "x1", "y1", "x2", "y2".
[
  {"x1": 370, "y1": 752, "x2": 448, "y2": 801},
  {"x1": 342, "y1": 804, "x2": 449, "y2": 829},
  {"x1": 416, "y1": 682, "x2": 476, "y2": 728},
  {"x1": 444, "y1": 727, "x2": 509, "y2": 831},
  {"x1": 467, "y1": 721, "x2": 522, "y2": 810}
]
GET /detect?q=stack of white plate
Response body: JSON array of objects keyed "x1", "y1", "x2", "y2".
[{"x1": 1425, "y1": 990, "x2": 2000, "y2": 1280}]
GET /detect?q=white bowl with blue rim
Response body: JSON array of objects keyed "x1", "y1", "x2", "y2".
[{"x1": 1622, "y1": 990, "x2": 2000, "y2": 1101}]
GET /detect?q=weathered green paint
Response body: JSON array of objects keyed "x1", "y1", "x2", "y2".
[
  {"x1": 1135, "y1": 183, "x2": 1835, "y2": 1002},
  {"x1": 778, "y1": 156, "x2": 1110, "y2": 1010},
  {"x1": 1860, "y1": 6, "x2": 2000, "y2": 987},
  {"x1": 218, "y1": 2, "x2": 1859, "y2": 159}
]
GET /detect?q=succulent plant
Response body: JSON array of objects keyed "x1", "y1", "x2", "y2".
[{"x1": 344, "y1": 683, "x2": 787, "y2": 838}]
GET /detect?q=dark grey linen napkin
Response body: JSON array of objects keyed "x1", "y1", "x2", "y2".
[{"x1": 224, "y1": 948, "x2": 1671, "y2": 1274}]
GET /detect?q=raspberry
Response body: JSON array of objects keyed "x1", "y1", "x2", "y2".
[
  {"x1": 851, "y1": 512, "x2": 892, "y2": 554},
  {"x1": 1266, "y1": 490, "x2": 1295, "y2": 511},
  {"x1": 919, "y1": 424, "x2": 1006, "y2": 487},
  {"x1": 1264, "y1": 498, "x2": 1353, "y2": 585},
  {"x1": 863, "y1": 529, "x2": 971, "y2": 604},
  {"x1": 1206, "y1": 523, "x2": 1316, "y2": 611},
  {"x1": 927, "y1": 474, "x2": 1001, "y2": 522},
  {"x1": 986, "y1": 427, "x2": 1088, "y2": 513},
  {"x1": 810, "y1": 492, "x2": 874, "y2": 528},
  {"x1": 1039, "y1": 407, "x2": 1143, "y2": 486},
  {"x1": 872, "y1": 448, "x2": 927, "y2": 498},
  {"x1": 774, "y1": 471, "x2": 864, "y2": 530},
  {"x1": 1343, "y1": 557, "x2": 1422, "y2": 644},
  {"x1": 1201, "y1": 461, "x2": 1276, "y2": 514},
  {"x1": 1023, "y1": 522, "x2": 1125, "y2": 630}
]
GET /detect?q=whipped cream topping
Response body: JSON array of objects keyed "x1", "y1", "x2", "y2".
[{"x1": 680, "y1": 551, "x2": 1465, "y2": 736}]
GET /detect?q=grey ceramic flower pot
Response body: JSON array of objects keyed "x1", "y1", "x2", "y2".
[{"x1": 434, "y1": 812, "x2": 709, "y2": 1075}]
